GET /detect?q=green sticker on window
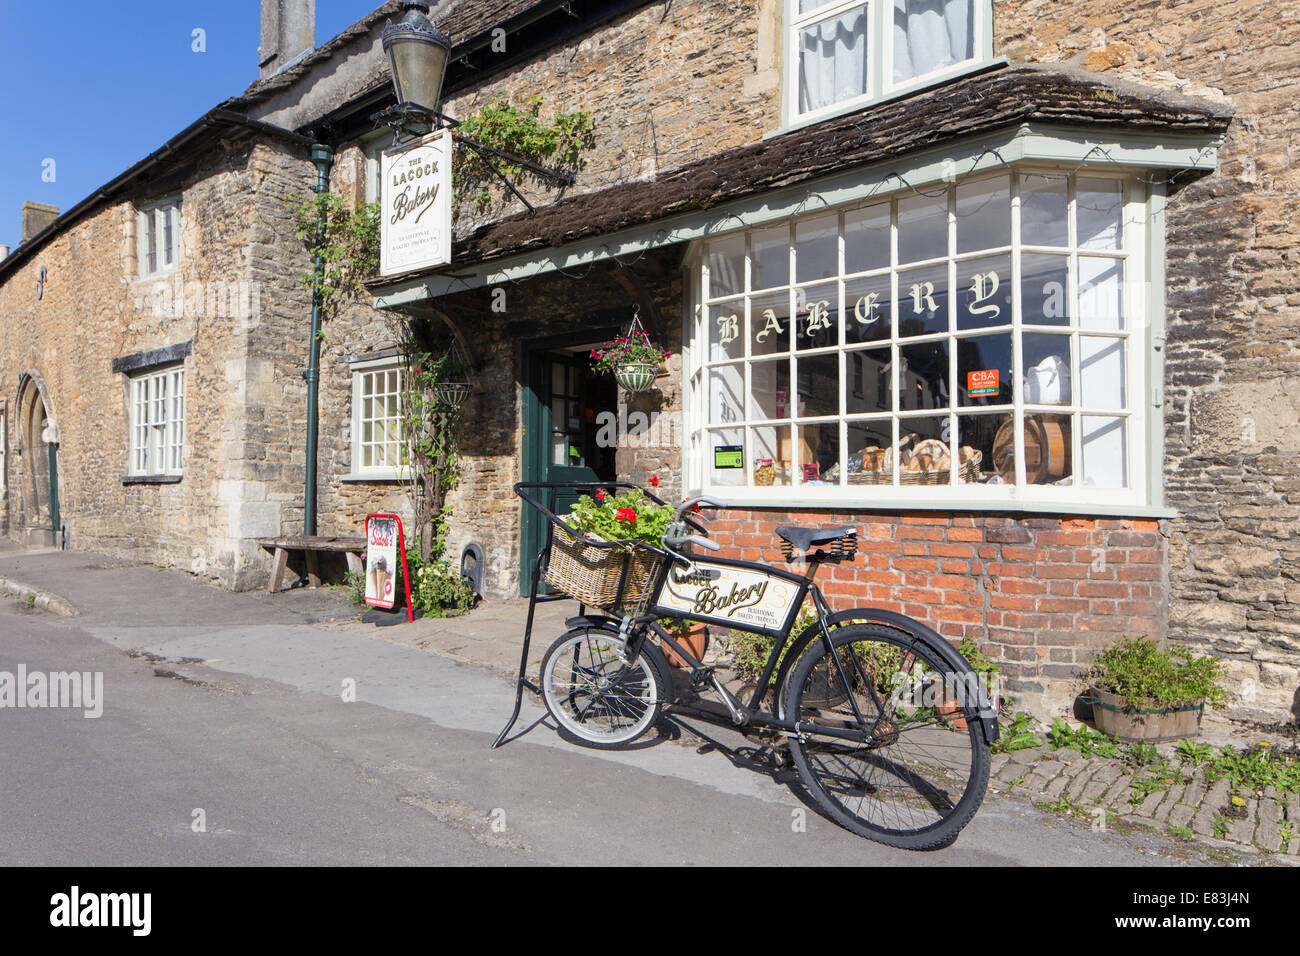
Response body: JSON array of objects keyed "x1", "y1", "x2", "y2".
[{"x1": 714, "y1": 445, "x2": 743, "y2": 469}]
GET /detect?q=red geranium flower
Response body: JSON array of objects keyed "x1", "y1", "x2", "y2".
[
  {"x1": 595, "y1": 489, "x2": 606, "y2": 501},
  {"x1": 616, "y1": 507, "x2": 637, "y2": 523},
  {"x1": 649, "y1": 474, "x2": 659, "y2": 487}
]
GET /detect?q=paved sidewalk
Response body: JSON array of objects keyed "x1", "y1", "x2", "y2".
[{"x1": 2, "y1": 542, "x2": 1295, "y2": 864}]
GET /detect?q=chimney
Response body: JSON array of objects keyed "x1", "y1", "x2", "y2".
[
  {"x1": 21, "y1": 202, "x2": 59, "y2": 243},
  {"x1": 259, "y1": 0, "x2": 315, "y2": 79}
]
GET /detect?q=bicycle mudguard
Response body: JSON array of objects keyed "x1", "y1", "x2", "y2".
[{"x1": 775, "y1": 608, "x2": 1000, "y2": 745}]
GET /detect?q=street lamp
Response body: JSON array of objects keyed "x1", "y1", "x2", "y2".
[{"x1": 382, "y1": 2, "x2": 451, "y2": 122}]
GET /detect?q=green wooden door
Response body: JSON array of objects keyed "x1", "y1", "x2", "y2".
[{"x1": 520, "y1": 351, "x2": 617, "y2": 596}]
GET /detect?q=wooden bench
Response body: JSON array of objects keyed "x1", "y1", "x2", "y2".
[{"x1": 257, "y1": 536, "x2": 367, "y2": 593}]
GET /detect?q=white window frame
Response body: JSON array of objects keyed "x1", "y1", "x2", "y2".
[
  {"x1": 127, "y1": 363, "x2": 185, "y2": 477},
  {"x1": 685, "y1": 166, "x2": 1153, "y2": 513},
  {"x1": 363, "y1": 129, "x2": 396, "y2": 205},
  {"x1": 783, "y1": 0, "x2": 995, "y2": 129},
  {"x1": 137, "y1": 196, "x2": 182, "y2": 278},
  {"x1": 350, "y1": 357, "x2": 408, "y2": 480}
]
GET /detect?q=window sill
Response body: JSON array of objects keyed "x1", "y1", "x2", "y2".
[
  {"x1": 689, "y1": 489, "x2": 1173, "y2": 520},
  {"x1": 122, "y1": 474, "x2": 183, "y2": 485},
  {"x1": 339, "y1": 472, "x2": 407, "y2": 483}
]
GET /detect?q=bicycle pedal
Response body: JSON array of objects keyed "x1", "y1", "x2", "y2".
[{"x1": 689, "y1": 666, "x2": 715, "y2": 692}]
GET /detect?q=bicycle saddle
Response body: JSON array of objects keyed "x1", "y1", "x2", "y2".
[{"x1": 774, "y1": 525, "x2": 857, "y2": 552}]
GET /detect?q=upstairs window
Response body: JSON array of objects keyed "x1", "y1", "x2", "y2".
[
  {"x1": 138, "y1": 197, "x2": 181, "y2": 277},
  {"x1": 789, "y1": 0, "x2": 992, "y2": 123}
]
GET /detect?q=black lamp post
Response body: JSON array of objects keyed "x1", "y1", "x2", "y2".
[{"x1": 382, "y1": 2, "x2": 451, "y2": 128}]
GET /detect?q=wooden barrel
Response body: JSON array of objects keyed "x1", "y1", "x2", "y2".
[{"x1": 992, "y1": 415, "x2": 1069, "y2": 484}]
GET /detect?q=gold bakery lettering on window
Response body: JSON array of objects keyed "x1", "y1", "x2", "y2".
[{"x1": 695, "y1": 172, "x2": 1137, "y2": 497}]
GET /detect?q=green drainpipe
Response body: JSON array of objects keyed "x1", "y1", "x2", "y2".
[{"x1": 304, "y1": 143, "x2": 334, "y2": 537}]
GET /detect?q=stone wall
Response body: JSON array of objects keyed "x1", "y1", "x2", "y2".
[{"x1": 995, "y1": 0, "x2": 1300, "y2": 720}]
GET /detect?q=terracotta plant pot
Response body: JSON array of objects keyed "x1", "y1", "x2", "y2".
[
  {"x1": 662, "y1": 623, "x2": 709, "y2": 668},
  {"x1": 1087, "y1": 686, "x2": 1204, "y2": 742}
]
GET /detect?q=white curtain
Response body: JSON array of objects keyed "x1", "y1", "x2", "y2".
[
  {"x1": 799, "y1": 6, "x2": 868, "y2": 113},
  {"x1": 893, "y1": 0, "x2": 973, "y2": 84}
]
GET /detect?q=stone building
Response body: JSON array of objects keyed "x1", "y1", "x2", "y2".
[{"x1": 1, "y1": 0, "x2": 1297, "y2": 725}]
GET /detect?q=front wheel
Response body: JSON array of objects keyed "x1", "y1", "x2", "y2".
[
  {"x1": 540, "y1": 624, "x2": 671, "y2": 748},
  {"x1": 781, "y1": 623, "x2": 990, "y2": 849}
]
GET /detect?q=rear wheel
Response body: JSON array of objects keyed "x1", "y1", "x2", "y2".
[
  {"x1": 781, "y1": 623, "x2": 990, "y2": 849},
  {"x1": 540, "y1": 624, "x2": 671, "y2": 748}
]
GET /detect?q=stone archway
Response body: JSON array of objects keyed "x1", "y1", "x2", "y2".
[{"x1": 14, "y1": 371, "x2": 58, "y2": 547}]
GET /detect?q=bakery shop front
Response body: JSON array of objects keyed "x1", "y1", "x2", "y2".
[{"x1": 369, "y1": 65, "x2": 1230, "y2": 716}]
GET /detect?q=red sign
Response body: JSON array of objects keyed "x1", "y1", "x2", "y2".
[
  {"x1": 967, "y1": 369, "x2": 999, "y2": 397},
  {"x1": 365, "y1": 514, "x2": 414, "y2": 622}
]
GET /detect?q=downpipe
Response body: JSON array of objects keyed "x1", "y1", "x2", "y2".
[{"x1": 303, "y1": 143, "x2": 334, "y2": 537}]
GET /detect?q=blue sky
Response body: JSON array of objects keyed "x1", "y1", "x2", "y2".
[{"x1": 0, "y1": 1, "x2": 380, "y2": 250}]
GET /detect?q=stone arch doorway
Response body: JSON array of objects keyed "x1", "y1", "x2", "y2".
[{"x1": 15, "y1": 371, "x2": 59, "y2": 547}]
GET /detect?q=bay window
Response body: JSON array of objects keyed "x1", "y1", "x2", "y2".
[
  {"x1": 687, "y1": 169, "x2": 1149, "y2": 509},
  {"x1": 789, "y1": 0, "x2": 993, "y2": 123}
]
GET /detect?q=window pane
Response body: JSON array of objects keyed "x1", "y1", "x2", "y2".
[
  {"x1": 847, "y1": 420, "x2": 894, "y2": 483},
  {"x1": 751, "y1": 359, "x2": 791, "y2": 420},
  {"x1": 799, "y1": 7, "x2": 869, "y2": 113},
  {"x1": 845, "y1": 203, "x2": 890, "y2": 275},
  {"x1": 1078, "y1": 256, "x2": 1124, "y2": 331},
  {"x1": 893, "y1": 0, "x2": 974, "y2": 84},
  {"x1": 708, "y1": 304, "x2": 744, "y2": 361},
  {"x1": 795, "y1": 352, "x2": 839, "y2": 417},
  {"x1": 900, "y1": 340, "x2": 949, "y2": 410},
  {"x1": 897, "y1": 194, "x2": 947, "y2": 265},
  {"x1": 957, "y1": 254, "x2": 1011, "y2": 331},
  {"x1": 145, "y1": 210, "x2": 157, "y2": 274},
  {"x1": 1022, "y1": 334, "x2": 1072, "y2": 406},
  {"x1": 956, "y1": 177, "x2": 1010, "y2": 253},
  {"x1": 899, "y1": 416, "x2": 951, "y2": 485},
  {"x1": 708, "y1": 365, "x2": 745, "y2": 425},
  {"x1": 750, "y1": 291, "x2": 792, "y2": 356},
  {"x1": 1021, "y1": 253, "x2": 1070, "y2": 327},
  {"x1": 897, "y1": 262, "x2": 948, "y2": 336},
  {"x1": 709, "y1": 428, "x2": 746, "y2": 486},
  {"x1": 992, "y1": 414, "x2": 1072, "y2": 485},
  {"x1": 799, "y1": 422, "x2": 841, "y2": 484},
  {"x1": 163, "y1": 206, "x2": 175, "y2": 266},
  {"x1": 846, "y1": 346, "x2": 891, "y2": 415},
  {"x1": 707, "y1": 235, "x2": 745, "y2": 298},
  {"x1": 957, "y1": 333, "x2": 1012, "y2": 407},
  {"x1": 794, "y1": 282, "x2": 837, "y2": 350},
  {"x1": 751, "y1": 225, "x2": 790, "y2": 291},
  {"x1": 844, "y1": 274, "x2": 890, "y2": 345},
  {"x1": 795, "y1": 214, "x2": 838, "y2": 283},
  {"x1": 751, "y1": 425, "x2": 792, "y2": 486},
  {"x1": 798, "y1": 0, "x2": 839, "y2": 13},
  {"x1": 1077, "y1": 178, "x2": 1124, "y2": 250},
  {"x1": 1079, "y1": 337, "x2": 1125, "y2": 409},
  {"x1": 1021, "y1": 175, "x2": 1068, "y2": 247},
  {"x1": 1081, "y1": 416, "x2": 1127, "y2": 488},
  {"x1": 956, "y1": 414, "x2": 999, "y2": 484}
]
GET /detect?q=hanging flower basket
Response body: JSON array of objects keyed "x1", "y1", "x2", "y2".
[
  {"x1": 434, "y1": 381, "x2": 472, "y2": 409},
  {"x1": 613, "y1": 363, "x2": 658, "y2": 392},
  {"x1": 591, "y1": 309, "x2": 670, "y2": 393}
]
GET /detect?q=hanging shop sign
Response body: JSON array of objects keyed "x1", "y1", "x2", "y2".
[
  {"x1": 364, "y1": 513, "x2": 414, "y2": 621},
  {"x1": 650, "y1": 560, "x2": 802, "y2": 637},
  {"x1": 380, "y1": 130, "x2": 452, "y2": 276}
]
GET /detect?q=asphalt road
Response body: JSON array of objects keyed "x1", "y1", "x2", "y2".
[{"x1": 0, "y1": 572, "x2": 1207, "y2": 867}]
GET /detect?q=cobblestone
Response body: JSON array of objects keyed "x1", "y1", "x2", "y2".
[
  {"x1": 1168, "y1": 804, "x2": 1196, "y2": 829},
  {"x1": 1255, "y1": 817, "x2": 1284, "y2": 852}
]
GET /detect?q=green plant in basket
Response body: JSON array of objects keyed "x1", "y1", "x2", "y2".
[
  {"x1": 564, "y1": 488, "x2": 676, "y2": 549},
  {"x1": 588, "y1": 328, "x2": 671, "y2": 375}
]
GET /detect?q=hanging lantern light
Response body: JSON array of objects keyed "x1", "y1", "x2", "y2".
[{"x1": 382, "y1": 2, "x2": 452, "y2": 117}]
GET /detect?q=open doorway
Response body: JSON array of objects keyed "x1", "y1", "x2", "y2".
[{"x1": 519, "y1": 337, "x2": 619, "y2": 596}]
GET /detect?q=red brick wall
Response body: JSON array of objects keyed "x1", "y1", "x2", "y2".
[{"x1": 708, "y1": 510, "x2": 1168, "y2": 715}]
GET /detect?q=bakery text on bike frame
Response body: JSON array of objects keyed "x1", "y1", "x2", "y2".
[{"x1": 495, "y1": 481, "x2": 1000, "y2": 850}]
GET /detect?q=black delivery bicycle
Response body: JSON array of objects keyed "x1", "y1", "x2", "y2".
[{"x1": 496, "y1": 482, "x2": 998, "y2": 850}]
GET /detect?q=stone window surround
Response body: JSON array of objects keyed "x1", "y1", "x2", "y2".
[
  {"x1": 782, "y1": 0, "x2": 997, "y2": 131},
  {"x1": 136, "y1": 195, "x2": 182, "y2": 279},
  {"x1": 114, "y1": 341, "x2": 191, "y2": 485},
  {"x1": 344, "y1": 352, "x2": 409, "y2": 483}
]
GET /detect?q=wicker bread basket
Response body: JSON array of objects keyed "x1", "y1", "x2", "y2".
[{"x1": 543, "y1": 522, "x2": 662, "y2": 611}]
